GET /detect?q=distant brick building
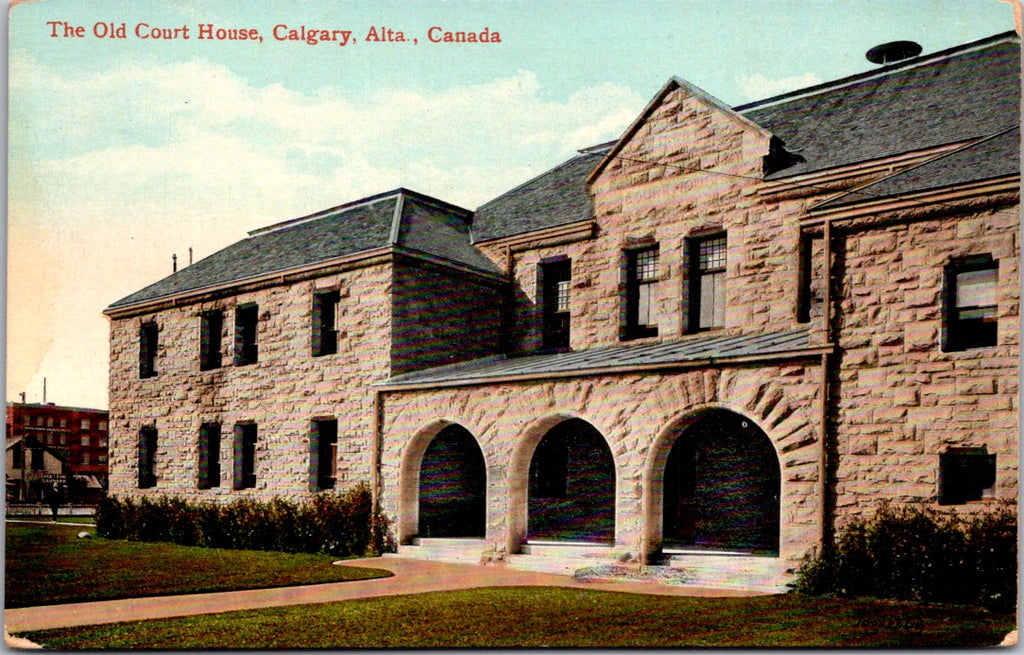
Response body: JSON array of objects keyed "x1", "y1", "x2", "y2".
[
  {"x1": 6, "y1": 403, "x2": 109, "y2": 502},
  {"x1": 104, "y1": 32, "x2": 1019, "y2": 591}
]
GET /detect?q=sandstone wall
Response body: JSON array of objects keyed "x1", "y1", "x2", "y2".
[
  {"x1": 829, "y1": 206, "x2": 1020, "y2": 518},
  {"x1": 107, "y1": 263, "x2": 392, "y2": 501}
]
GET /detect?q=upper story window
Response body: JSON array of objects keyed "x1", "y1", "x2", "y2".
[
  {"x1": 310, "y1": 419, "x2": 338, "y2": 491},
  {"x1": 312, "y1": 290, "x2": 341, "y2": 357},
  {"x1": 81, "y1": 418, "x2": 91, "y2": 430},
  {"x1": 234, "y1": 304, "x2": 259, "y2": 366},
  {"x1": 198, "y1": 422, "x2": 221, "y2": 490},
  {"x1": 139, "y1": 322, "x2": 158, "y2": 378},
  {"x1": 624, "y1": 246, "x2": 659, "y2": 340},
  {"x1": 944, "y1": 256, "x2": 997, "y2": 352},
  {"x1": 138, "y1": 427, "x2": 157, "y2": 489},
  {"x1": 540, "y1": 258, "x2": 571, "y2": 351},
  {"x1": 690, "y1": 234, "x2": 726, "y2": 332},
  {"x1": 200, "y1": 310, "x2": 224, "y2": 370},
  {"x1": 233, "y1": 422, "x2": 257, "y2": 490}
]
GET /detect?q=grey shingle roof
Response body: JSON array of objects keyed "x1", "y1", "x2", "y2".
[
  {"x1": 816, "y1": 126, "x2": 1021, "y2": 210},
  {"x1": 740, "y1": 33, "x2": 1020, "y2": 180},
  {"x1": 383, "y1": 328, "x2": 815, "y2": 387},
  {"x1": 471, "y1": 145, "x2": 611, "y2": 242},
  {"x1": 107, "y1": 189, "x2": 497, "y2": 311}
]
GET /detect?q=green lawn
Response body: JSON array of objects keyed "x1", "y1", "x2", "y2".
[
  {"x1": 22, "y1": 586, "x2": 1016, "y2": 649},
  {"x1": 4, "y1": 522, "x2": 390, "y2": 608}
]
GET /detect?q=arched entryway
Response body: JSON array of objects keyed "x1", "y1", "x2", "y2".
[
  {"x1": 661, "y1": 409, "x2": 779, "y2": 554},
  {"x1": 527, "y1": 418, "x2": 615, "y2": 543},
  {"x1": 418, "y1": 424, "x2": 486, "y2": 538}
]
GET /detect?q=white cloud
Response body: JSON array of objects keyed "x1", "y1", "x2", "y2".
[
  {"x1": 735, "y1": 72, "x2": 823, "y2": 103},
  {"x1": 7, "y1": 53, "x2": 647, "y2": 407}
]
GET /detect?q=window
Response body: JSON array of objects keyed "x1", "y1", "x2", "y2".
[
  {"x1": 46, "y1": 417, "x2": 53, "y2": 427},
  {"x1": 310, "y1": 419, "x2": 338, "y2": 490},
  {"x1": 945, "y1": 257, "x2": 998, "y2": 351},
  {"x1": 312, "y1": 291, "x2": 340, "y2": 357},
  {"x1": 81, "y1": 419, "x2": 90, "y2": 430},
  {"x1": 233, "y1": 423, "x2": 257, "y2": 490},
  {"x1": 139, "y1": 322, "x2": 158, "y2": 378},
  {"x1": 200, "y1": 310, "x2": 224, "y2": 370},
  {"x1": 12, "y1": 443, "x2": 23, "y2": 469},
  {"x1": 81, "y1": 435, "x2": 90, "y2": 447},
  {"x1": 234, "y1": 305, "x2": 259, "y2": 365},
  {"x1": 31, "y1": 447, "x2": 44, "y2": 471},
  {"x1": 198, "y1": 423, "x2": 221, "y2": 489},
  {"x1": 540, "y1": 259, "x2": 571, "y2": 350},
  {"x1": 138, "y1": 427, "x2": 157, "y2": 488},
  {"x1": 939, "y1": 447, "x2": 996, "y2": 505},
  {"x1": 690, "y1": 234, "x2": 727, "y2": 331},
  {"x1": 60, "y1": 419, "x2": 67, "y2": 428},
  {"x1": 624, "y1": 246, "x2": 659, "y2": 339},
  {"x1": 98, "y1": 420, "x2": 107, "y2": 432}
]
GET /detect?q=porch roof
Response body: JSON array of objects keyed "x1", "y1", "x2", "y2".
[{"x1": 382, "y1": 328, "x2": 821, "y2": 388}]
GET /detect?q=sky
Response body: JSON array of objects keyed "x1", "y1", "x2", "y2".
[{"x1": 5, "y1": 0, "x2": 1018, "y2": 409}]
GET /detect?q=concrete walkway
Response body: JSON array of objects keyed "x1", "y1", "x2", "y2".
[{"x1": 5, "y1": 555, "x2": 761, "y2": 638}]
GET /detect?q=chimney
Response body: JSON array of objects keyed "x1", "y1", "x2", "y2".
[{"x1": 173, "y1": 253, "x2": 178, "y2": 273}]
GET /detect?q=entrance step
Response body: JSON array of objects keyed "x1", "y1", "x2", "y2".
[
  {"x1": 506, "y1": 542, "x2": 620, "y2": 576},
  {"x1": 393, "y1": 538, "x2": 489, "y2": 564},
  {"x1": 659, "y1": 551, "x2": 792, "y2": 592}
]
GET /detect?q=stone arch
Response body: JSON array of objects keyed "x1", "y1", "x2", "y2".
[
  {"x1": 643, "y1": 404, "x2": 781, "y2": 557},
  {"x1": 398, "y1": 419, "x2": 487, "y2": 544},
  {"x1": 508, "y1": 413, "x2": 617, "y2": 549}
]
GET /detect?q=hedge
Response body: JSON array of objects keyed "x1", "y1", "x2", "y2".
[
  {"x1": 792, "y1": 502, "x2": 1016, "y2": 612},
  {"x1": 95, "y1": 483, "x2": 391, "y2": 558}
]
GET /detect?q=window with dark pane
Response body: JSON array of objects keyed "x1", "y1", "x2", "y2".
[
  {"x1": 200, "y1": 310, "x2": 223, "y2": 370},
  {"x1": 233, "y1": 423, "x2": 257, "y2": 490},
  {"x1": 541, "y1": 259, "x2": 571, "y2": 350},
  {"x1": 310, "y1": 419, "x2": 338, "y2": 490},
  {"x1": 939, "y1": 447, "x2": 996, "y2": 505},
  {"x1": 312, "y1": 290, "x2": 340, "y2": 357},
  {"x1": 198, "y1": 422, "x2": 221, "y2": 489},
  {"x1": 625, "y1": 246, "x2": 659, "y2": 339},
  {"x1": 138, "y1": 427, "x2": 157, "y2": 489},
  {"x1": 945, "y1": 257, "x2": 997, "y2": 351},
  {"x1": 234, "y1": 304, "x2": 259, "y2": 365},
  {"x1": 691, "y1": 234, "x2": 726, "y2": 331},
  {"x1": 139, "y1": 322, "x2": 158, "y2": 378}
]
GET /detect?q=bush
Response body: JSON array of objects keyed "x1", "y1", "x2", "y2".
[
  {"x1": 95, "y1": 483, "x2": 391, "y2": 558},
  {"x1": 793, "y1": 502, "x2": 1016, "y2": 612}
]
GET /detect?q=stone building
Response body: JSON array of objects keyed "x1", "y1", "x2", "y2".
[{"x1": 105, "y1": 32, "x2": 1019, "y2": 591}]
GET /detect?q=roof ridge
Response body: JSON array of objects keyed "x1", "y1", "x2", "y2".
[{"x1": 735, "y1": 30, "x2": 1020, "y2": 114}]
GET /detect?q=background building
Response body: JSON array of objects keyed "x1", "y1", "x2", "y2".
[{"x1": 6, "y1": 403, "x2": 109, "y2": 503}]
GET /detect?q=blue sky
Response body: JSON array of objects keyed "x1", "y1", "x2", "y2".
[{"x1": 6, "y1": 0, "x2": 1017, "y2": 408}]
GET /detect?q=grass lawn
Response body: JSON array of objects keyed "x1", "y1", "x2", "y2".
[
  {"x1": 22, "y1": 586, "x2": 1016, "y2": 649},
  {"x1": 4, "y1": 522, "x2": 390, "y2": 608}
]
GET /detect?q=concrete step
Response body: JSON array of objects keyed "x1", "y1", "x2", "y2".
[
  {"x1": 393, "y1": 538, "x2": 489, "y2": 564},
  {"x1": 660, "y1": 552, "x2": 792, "y2": 592}
]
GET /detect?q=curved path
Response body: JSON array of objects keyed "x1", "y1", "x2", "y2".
[{"x1": 5, "y1": 555, "x2": 759, "y2": 637}]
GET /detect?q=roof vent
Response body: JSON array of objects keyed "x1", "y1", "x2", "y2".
[{"x1": 866, "y1": 40, "x2": 922, "y2": 64}]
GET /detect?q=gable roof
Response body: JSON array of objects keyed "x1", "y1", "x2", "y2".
[
  {"x1": 814, "y1": 126, "x2": 1021, "y2": 210},
  {"x1": 587, "y1": 76, "x2": 772, "y2": 183},
  {"x1": 107, "y1": 189, "x2": 500, "y2": 312},
  {"x1": 739, "y1": 32, "x2": 1020, "y2": 180},
  {"x1": 472, "y1": 32, "x2": 1020, "y2": 241}
]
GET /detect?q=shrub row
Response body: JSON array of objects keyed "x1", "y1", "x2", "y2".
[
  {"x1": 793, "y1": 502, "x2": 1016, "y2": 612},
  {"x1": 95, "y1": 483, "x2": 391, "y2": 558}
]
